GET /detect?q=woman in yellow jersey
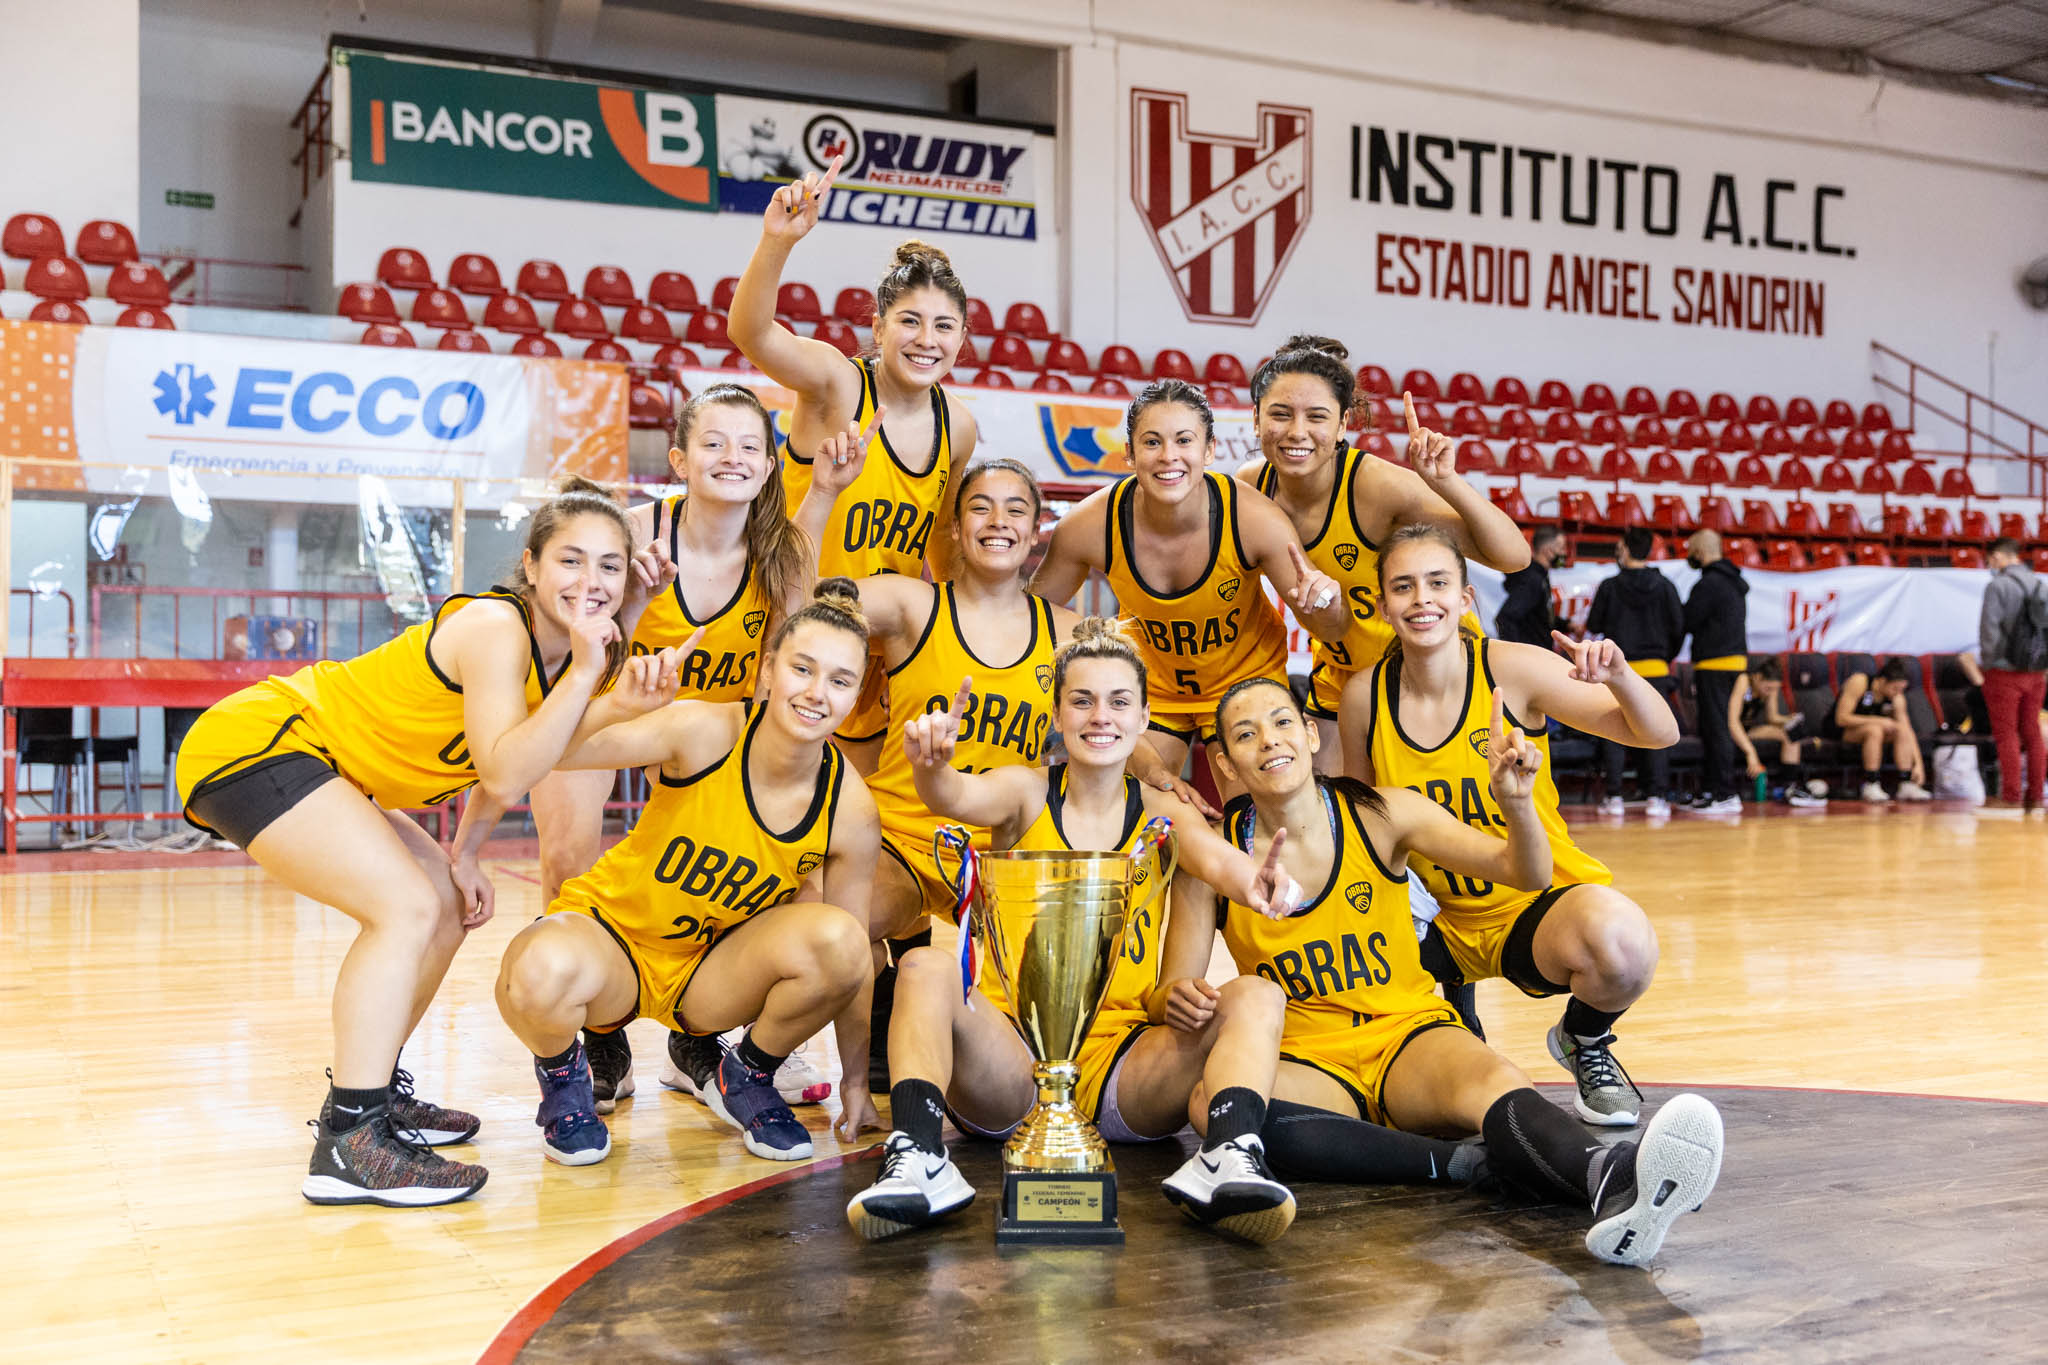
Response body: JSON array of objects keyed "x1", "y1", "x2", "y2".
[
  {"x1": 496, "y1": 581, "x2": 885, "y2": 1165},
  {"x1": 174, "y1": 481, "x2": 681, "y2": 1208},
  {"x1": 1233, "y1": 336, "x2": 1530, "y2": 766},
  {"x1": 731, "y1": 152, "x2": 979, "y2": 772},
  {"x1": 1032, "y1": 379, "x2": 1352, "y2": 786},
  {"x1": 845, "y1": 620, "x2": 1302, "y2": 1242},
  {"x1": 1338, "y1": 525, "x2": 1679, "y2": 1130},
  {"x1": 1187, "y1": 677, "x2": 1724, "y2": 1267}
]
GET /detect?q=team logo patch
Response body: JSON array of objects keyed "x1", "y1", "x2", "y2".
[
  {"x1": 1217, "y1": 576, "x2": 1241, "y2": 602},
  {"x1": 1129, "y1": 89, "x2": 1313, "y2": 327},
  {"x1": 1345, "y1": 880, "x2": 1372, "y2": 914},
  {"x1": 796, "y1": 851, "x2": 825, "y2": 876},
  {"x1": 1038, "y1": 404, "x2": 1130, "y2": 477},
  {"x1": 1334, "y1": 543, "x2": 1359, "y2": 572},
  {"x1": 1467, "y1": 729, "x2": 1491, "y2": 759},
  {"x1": 742, "y1": 610, "x2": 767, "y2": 639},
  {"x1": 1035, "y1": 663, "x2": 1054, "y2": 693}
]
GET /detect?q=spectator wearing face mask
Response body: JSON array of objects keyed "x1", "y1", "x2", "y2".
[{"x1": 1494, "y1": 526, "x2": 1568, "y2": 647}]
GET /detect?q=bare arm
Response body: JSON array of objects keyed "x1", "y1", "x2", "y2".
[
  {"x1": 728, "y1": 158, "x2": 859, "y2": 409},
  {"x1": 1728, "y1": 675, "x2": 1762, "y2": 768},
  {"x1": 442, "y1": 602, "x2": 612, "y2": 808},
  {"x1": 1363, "y1": 394, "x2": 1530, "y2": 571},
  {"x1": 1337, "y1": 665, "x2": 1379, "y2": 780},
  {"x1": 1501, "y1": 634, "x2": 1680, "y2": 748},
  {"x1": 1388, "y1": 686, "x2": 1550, "y2": 890},
  {"x1": 1239, "y1": 489, "x2": 1349, "y2": 645},
  {"x1": 1834, "y1": 674, "x2": 1869, "y2": 729},
  {"x1": 1151, "y1": 873, "x2": 1225, "y2": 1029},
  {"x1": 902, "y1": 683, "x2": 1047, "y2": 842},
  {"x1": 1028, "y1": 491, "x2": 1110, "y2": 607},
  {"x1": 1142, "y1": 785, "x2": 1301, "y2": 916},
  {"x1": 924, "y1": 405, "x2": 976, "y2": 582},
  {"x1": 823, "y1": 776, "x2": 882, "y2": 1141}
]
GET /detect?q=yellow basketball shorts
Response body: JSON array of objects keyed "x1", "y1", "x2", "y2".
[
  {"x1": 1433, "y1": 885, "x2": 1575, "y2": 998},
  {"x1": 558, "y1": 903, "x2": 715, "y2": 1033},
  {"x1": 1278, "y1": 1005, "x2": 1465, "y2": 1127}
]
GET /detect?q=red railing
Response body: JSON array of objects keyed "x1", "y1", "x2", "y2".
[
  {"x1": 9, "y1": 588, "x2": 78, "y2": 657},
  {"x1": 146, "y1": 253, "x2": 309, "y2": 312},
  {"x1": 1872, "y1": 340, "x2": 2048, "y2": 498},
  {"x1": 290, "y1": 63, "x2": 334, "y2": 210}
]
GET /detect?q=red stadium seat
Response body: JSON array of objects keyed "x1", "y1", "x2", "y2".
[
  {"x1": 1741, "y1": 499, "x2": 1782, "y2": 536},
  {"x1": 1492, "y1": 376, "x2": 1532, "y2": 407},
  {"x1": 630, "y1": 383, "x2": 672, "y2": 430},
  {"x1": 1784, "y1": 396, "x2": 1819, "y2": 428},
  {"x1": 684, "y1": 310, "x2": 730, "y2": 349},
  {"x1": 1687, "y1": 452, "x2": 1729, "y2": 486},
  {"x1": 964, "y1": 298, "x2": 997, "y2": 336},
  {"x1": 1553, "y1": 445, "x2": 1594, "y2": 479},
  {"x1": 1154, "y1": 349, "x2": 1197, "y2": 382},
  {"x1": 1088, "y1": 376, "x2": 1129, "y2": 398},
  {"x1": 973, "y1": 369, "x2": 1015, "y2": 389},
  {"x1": 1759, "y1": 424, "x2": 1795, "y2": 456},
  {"x1": 29, "y1": 299, "x2": 90, "y2": 325},
  {"x1": 1859, "y1": 462, "x2": 1896, "y2": 494},
  {"x1": 719, "y1": 350, "x2": 756, "y2": 371},
  {"x1": 437, "y1": 328, "x2": 490, "y2": 352},
  {"x1": 376, "y1": 247, "x2": 434, "y2": 292},
  {"x1": 1822, "y1": 399, "x2": 1857, "y2": 430},
  {"x1": 1633, "y1": 415, "x2": 1670, "y2": 446},
  {"x1": 1782, "y1": 500, "x2": 1820, "y2": 536},
  {"x1": 339, "y1": 282, "x2": 400, "y2": 325},
  {"x1": 116, "y1": 305, "x2": 173, "y2": 330},
  {"x1": 1458, "y1": 440, "x2": 1499, "y2": 474},
  {"x1": 1621, "y1": 385, "x2": 1659, "y2": 417},
  {"x1": 1939, "y1": 467, "x2": 1977, "y2": 498},
  {"x1": 649, "y1": 271, "x2": 700, "y2": 314},
  {"x1": 1206, "y1": 385, "x2": 1243, "y2": 409},
  {"x1": 1401, "y1": 369, "x2": 1441, "y2": 402},
  {"x1": 1673, "y1": 419, "x2": 1711, "y2": 451},
  {"x1": 1881, "y1": 505, "x2": 1915, "y2": 539},
  {"x1": 619, "y1": 305, "x2": 674, "y2": 344},
  {"x1": 2033, "y1": 548, "x2": 2048, "y2": 573},
  {"x1": 1838, "y1": 430, "x2": 1876, "y2": 461},
  {"x1": 1730, "y1": 453, "x2": 1770, "y2": 487},
  {"x1": 1451, "y1": 405, "x2": 1490, "y2": 438},
  {"x1": 777, "y1": 282, "x2": 823, "y2": 321},
  {"x1": 1717, "y1": 422, "x2": 1756, "y2": 455},
  {"x1": 1652, "y1": 493, "x2": 1693, "y2": 530},
  {"x1": 1855, "y1": 543, "x2": 1894, "y2": 567},
  {"x1": 1898, "y1": 462, "x2": 1937, "y2": 496},
  {"x1": 1645, "y1": 449, "x2": 1685, "y2": 482},
  {"x1": 1860, "y1": 402, "x2": 1894, "y2": 433},
  {"x1": 651, "y1": 343, "x2": 700, "y2": 375},
  {"x1": 1045, "y1": 339, "x2": 1090, "y2": 374},
  {"x1": 1497, "y1": 408, "x2": 1538, "y2": 441},
  {"x1": 1799, "y1": 427, "x2": 1837, "y2": 459},
  {"x1": 509, "y1": 333, "x2": 562, "y2": 358},
  {"x1": 448, "y1": 253, "x2": 503, "y2": 297},
  {"x1": 1364, "y1": 431, "x2": 1400, "y2": 462},
  {"x1": 1706, "y1": 392, "x2": 1741, "y2": 423},
  {"x1": 711, "y1": 276, "x2": 740, "y2": 312},
  {"x1": 1920, "y1": 507, "x2": 1955, "y2": 540},
  {"x1": 411, "y1": 289, "x2": 468, "y2": 329},
  {"x1": 1817, "y1": 459, "x2": 1855, "y2": 492},
  {"x1": 1809, "y1": 543, "x2": 1848, "y2": 568},
  {"x1": 582, "y1": 266, "x2": 637, "y2": 308},
  {"x1": 1596, "y1": 446, "x2": 1639, "y2": 481},
  {"x1": 360, "y1": 323, "x2": 416, "y2": 347},
  {"x1": 1359, "y1": 366, "x2": 1396, "y2": 398},
  {"x1": 954, "y1": 335, "x2": 980, "y2": 367},
  {"x1": 107, "y1": 262, "x2": 170, "y2": 307},
  {"x1": 74, "y1": 219, "x2": 139, "y2": 266},
  {"x1": 1004, "y1": 302, "x2": 1052, "y2": 339},
  {"x1": 583, "y1": 338, "x2": 630, "y2": 363},
  {"x1": 1878, "y1": 431, "x2": 1915, "y2": 462},
  {"x1": 1543, "y1": 411, "x2": 1584, "y2": 443},
  {"x1": 1767, "y1": 539, "x2": 1809, "y2": 570},
  {"x1": 24, "y1": 255, "x2": 88, "y2": 301},
  {"x1": 1205, "y1": 354, "x2": 1250, "y2": 388},
  {"x1": 1559, "y1": 489, "x2": 1601, "y2": 523},
  {"x1": 1489, "y1": 484, "x2": 1533, "y2": 521},
  {"x1": 1723, "y1": 535, "x2": 1763, "y2": 568},
  {"x1": 1032, "y1": 372, "x2": 1075, "y2": 393},
  {"x1": 1410, "y1": 399, "x2": 1445, "y2": 431},
  {"x1": 1697, "y1": 496, "x2": 1737, "y2": 532},
  {"x1": 832, "y1": 286, "x2": 875, "y2": 326},
  {"x1": 3, "y1": 212, "x2": 64, "y2": 260},
  {"x1": 518, "y1": 260, "x2": 573, "y2": 301},
  {"x1": 1100, "y1": 345, "x2": 1145, "y2": 379},
  {"x1": 1606, "y1": 492, "x2": 1647, "y2": 527},
  {"x1": 1447, "y1": 372, "x2": 1486, "y2": 404},
  {"x1": 1826, "y1": 503, "x2": 1866, "y2": 539},
  {"x1": 1504, "y1": 441, "x2": 1546, "y2": 475},
  {"x1": 1997, "y1": 513, "x2": 2030, "y2": 542},
  {"x1": 1774, "y1": 457, "x2": 1815, "y2": 491},
  {"x1": 813, "y1": 320, "x2": 859, "y2": 358},
  {"x1": 1580, "y1": 382, "x2": 1617, "y2": 413},
  {"x1": 1960, "y1": 509, "x2": 1992, "y2": 540},
  {"x1": 1744, "y1": 395, "x2": 1781, "y2": 425},
  {"x1": 990, "y1": 334, "x2": 1037, "y2": 370},
  {"x1": 1664, "y1": 388, "x2": 1701, "y2": 420},
  {"x1": 551, "y1": 299, "x2": 610, "y2": 340},
  {"x1": 1527, "y1": 379, "x2": 1567, "y2": 410},
  {"x1": 1950, "y1": 546, "x2": 1985, "y2": 568},
  {"x1": 483, "y1": 293, "x2": 541, "y2": 334},
  {"x1": 1587, "y1": 413, "x2": 1626, "y2": 446}
]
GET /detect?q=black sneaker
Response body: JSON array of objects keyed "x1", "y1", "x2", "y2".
[
  {"x1": 583, "y1": 1027, "x2": 636, "y2": 1115},
  {"x1": 657, "y1": 1030, "x2": 724, "y2": 1098},
  {"x1": 386, "y1": 1067, "x2": 480, "y2": 1146},
  {"x1": 1584, "y1": 1094, "x2": 1724, "y2": 1266},
  {"x1": 302, "y1": 1108, "x2": 489, "y2": 1207}
]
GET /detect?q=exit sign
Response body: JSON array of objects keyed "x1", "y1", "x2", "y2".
[{"x1": 165, "y1": 189, "x2": 215, "y2": 209}]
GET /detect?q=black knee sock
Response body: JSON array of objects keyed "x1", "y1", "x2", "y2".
[
  {"x1": 734, "y1": 1030, "x2": 785, "y2": 1078},
  {"x1": 1202, "y1": 1087, "x2": 1267, "y2": 1149},
  {"x1": 1480, "y1": 1088, "x2": 1607, "y2": 1205},
  {"x1": 1561, "y1": 997, "x2": 1624, "y2": 1041},
  {"x1": 890, "y1": 1078, "x2": 948, "y2": 1154},
  {"x1": 1863, "y1": 767, "x2": 1882, "y2": 785},
  {"x1": 535, "y1": 1041, "x2": 579, "y2": 1071},
  {"x1": 1259, "y1": 1099, "x2": 1472, "y2": 1185},
  {"x1": 326, "y1": 1083, "x2": 388, "y2": 1129}
]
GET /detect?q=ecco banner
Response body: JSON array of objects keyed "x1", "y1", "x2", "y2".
[
  {"x1": 342, "y1": 48, "x2": 718, "y2": 212},
  {"x1": 716, "y1": 94, "x2": 1038, "y2": 240}
]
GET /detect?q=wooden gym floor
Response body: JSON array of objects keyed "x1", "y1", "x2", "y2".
[{"x1": 2, "y1": 803, "x2": 2043, "y2": 1363}]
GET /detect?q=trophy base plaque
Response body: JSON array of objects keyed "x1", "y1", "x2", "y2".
[{"x1": 995, "y1": 1169, "x2": 1123, "y2": 1246}]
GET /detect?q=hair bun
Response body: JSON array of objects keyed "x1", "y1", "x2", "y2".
[
  {"x1": 553, "y1": 474, "x2": 620, "y2": 503},
  {"x1": 814, "y1": 576, "x2": 861, "y2": 608},
  {"x1": 1276, "y1": 334, "x2": 1349, "y2": 363},
  {"x1": 1068, "y1": 615, "x2": 1129, "y2": 647},
  {"x1": 892, "y1": 238, "x2": 953, "y2": 272}
]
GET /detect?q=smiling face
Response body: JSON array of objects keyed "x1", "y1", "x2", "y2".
[
  {"x1": 1256, "y1": 371, "x2": 1346, "y2": 481},
  {"x1": 875, "y1": 284, "x2": 965, "y2": 391},
  {"x1": 521, "y1": 511, "x2": 630, "y2": 634},
  {"x1": 672, "y1": 399, "x2": 774, "y2": 506},
  {"x1": 953, "y1": 468, "x2": 1040, "y2": 579},
  {"x1": 763, "y1": 619, "x2": 868, "y2": 742},
  {"x1": 1129, "y1": 400, "x2": 1215, "y2": 506},
  {"x1": 1214, "y1": 680, "x2": 1319, "y2": 801},
  {"x1": 1057, "y1": 655, "x2": 1148, "y2": 769},
  {"x1": 1379, "y1": 536, "x2": 1476, "y2": 653}
]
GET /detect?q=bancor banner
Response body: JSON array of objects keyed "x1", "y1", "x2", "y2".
[
  {"x1": 342, "y1": 47, "x2": 718, "y2": 212},
  {"x1": 0, "y1": 320, "x2": 627, "y2": 506}
]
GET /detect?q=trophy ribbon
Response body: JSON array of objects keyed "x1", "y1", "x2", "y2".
[{"x1": 932, "y1": 825, "x2": 983, "y2": 1003}]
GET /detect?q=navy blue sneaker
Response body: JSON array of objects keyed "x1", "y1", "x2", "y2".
[
  {"x1": 703, "y1": 1047, "x2": 813, "y2": 1161},
  {"x1": 534, "y1": 1042, "x2": 611, "y2": 1167}
]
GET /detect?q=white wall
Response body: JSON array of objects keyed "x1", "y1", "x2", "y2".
[{"x1": 0, "y1": 0, "x2": 139, "y2": 241}]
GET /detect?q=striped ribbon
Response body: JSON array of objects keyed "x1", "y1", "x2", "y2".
[{"x1": 932, "y1": 826, "x2": 982, "y2": 1003}]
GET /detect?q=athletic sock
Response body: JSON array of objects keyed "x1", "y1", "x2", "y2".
[
  {"x1": 1259, "y1": 1099, "x2": 1465, "y2": 1185},
  {"x1": 890, "y1": 1078, "x2": 948, "y2": 1155},
  {"x1": 734, "y1": 1030, "x2": 785, "y2": 1078},
  {"x1": 1480, "y1": 1087, "x2": 1607, "y2": 1205},
  {"x1": 326, "y1": 1083, "x2": 388, "y2": 1130},
  {"x1": 535, "y1": 1041, "x2": 579, "y2": 1071},
  {"x1": 1863, "y1": 767, "x2": 1882, "y2": 786},
  {"x1": 1201, "y1": 1087, "x2": 1267, "y2": 1150},
  {"x1": 1561, "y1": 997, "x2": 1624, "y2": 1041}
]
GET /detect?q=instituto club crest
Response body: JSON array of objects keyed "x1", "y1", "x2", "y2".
[{"x1": 1129, "y1": 89, "x2": 1313, "y2": 327}]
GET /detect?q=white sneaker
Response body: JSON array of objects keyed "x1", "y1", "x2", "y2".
[
  {"x1": 1695, "y1": 795, "x2": 1743, "y2": 816},
  {"x1": 772, "y1": 1050, "x2": 834, "y2": 1106},
  {"x1": 846, "y1": 1132, "x2": 976, "y2": 1240},
  {"x1": 1162, "y1": 1135, "x2": 1297, "y2": 1244},
  {"x1": 1585, "y1": 1094, "x2": 1724, "y2": 1267},
  {"x1": 1644, "y1": 797, "x2": 1672, "y2": 820},
  {"x1": 1598, "y1": 796, "x2": 1625, "y2": 817},
  {"x1": 1785, "y1": 787, "x2": 1827, "y2": 809},
  {"x1": 1860, "y1": 781, "x2": 1892, "y2": 803},
  {"x1": 1896, "y1": 780, "x2": 1932, "y2": 802}
]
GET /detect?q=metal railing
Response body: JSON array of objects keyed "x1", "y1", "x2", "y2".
[
  {"x1": 9, "y1": 587, "x2": 77, "y2": 657},
  {"x1": 145, "y1": 253, "x2": 310, "y2": 312},
  {"x1": 1871, "y1": 341, "x2": 2048, "y2": 497}
]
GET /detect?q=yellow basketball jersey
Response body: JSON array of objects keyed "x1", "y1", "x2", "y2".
[
  {"x1": 1363, "y1": 638, "x2": 1612, "y2": 939},
  {"x1": 1219, "y1": 782, "x2": 1439, "y2": 1038},
  {"x1": 975, "y1": 765, "x2": 1163, "y2": 1037},
  {"x1": 556, "y1": 705, "x2": 843, "y2": 951},
  {"x1": 869, "y1": 584, "x2": 1058, "y2": 856},
  {"x1": 781, "y1": 357, "x2": 952, "y2": 581},
  {"x1": 1255, "y1": 446, "x2": 1388, "y2": 675},
  {"x1": 1102, "y1": 471, "x2": 1290, "y2": 714},
  {"x1": 629, "y1": 495, "x2": 773, "y2": 703}
]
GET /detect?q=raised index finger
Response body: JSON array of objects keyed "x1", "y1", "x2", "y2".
[
  {"x1": 951, "y1": 675, "x2": 974, "y2": 715},
  {"x1": 854, "y1": 403, "x2": 886, "y2": 450},
  {"x1": 1403, "y1": 391, "x2": 1421, "y2": 438},
  {"x1": 815, "y1": 151, "x2": 844, "y2": 200},
  {"x1": 1490, "y1": 686, "x2": 1506, "y2": 748}
]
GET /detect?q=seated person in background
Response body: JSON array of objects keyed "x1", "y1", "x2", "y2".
[
  {"x1": 1832, "y1": 658, "x2": 1930, "y2": 803},
  {"x1": 1730, "y1": 658, "x2": 1825, "y2": 807},
  {"x1": 1585, "y1": 527, "x2": 1683, "y2": 818}
]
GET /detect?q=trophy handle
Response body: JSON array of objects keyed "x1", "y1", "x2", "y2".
[{"x1": 1126, "y1": 816, "x2": 1179, "y2": 929}]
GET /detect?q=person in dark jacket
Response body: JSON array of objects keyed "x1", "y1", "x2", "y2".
[
  {"x1": 1587, "y1": 527, "x2": 1684, "y2": 818},
  {"x1": 1683, "y1": 530, "x2": 1749, "y2": 814},
  {"x1": 1494, "y1": 526, "x2": 1566, "y2": 646}
]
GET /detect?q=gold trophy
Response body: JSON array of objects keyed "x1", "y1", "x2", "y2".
[{"x1": 937, "y1": 819, "x2": 1177, "y2": 1247}]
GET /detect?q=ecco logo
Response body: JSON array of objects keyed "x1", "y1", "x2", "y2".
[{"x1": 150, "y1": 366, "x2": 486, "y2": 441}]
